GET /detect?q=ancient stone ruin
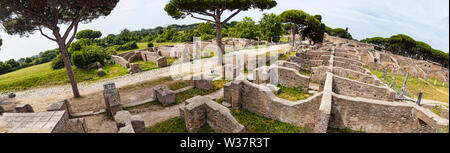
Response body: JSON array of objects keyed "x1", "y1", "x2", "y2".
[
  {"x1": 103, "y1": 83, "x2": 123, "y2": 118},
  {"x1": 179, "y1": 96, "x2": 245, "y2": 133},
  {"x1": 219, "y1": 41, "x2": 448, "y2": 133}
]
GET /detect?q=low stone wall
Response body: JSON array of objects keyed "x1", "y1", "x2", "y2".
[
  {"x1": 179, "y1": 96, "x2": 245, "y2": 133},
  {"x1": 224, "y1": 80, "x2": 322, "y2": 129},
  {"x1": 139, "y1": 51, "x2": 168, "y2": 67},
  {"x1": 332, "y1": 75, "x2": 395, "y2": 101},
  {"x1": 334, "y1": 61, "x2": 367, "y2": 74},
  {"x1": 253, "y1": 66, "x2": 310, "y2": 92},
  {"x1": 334, "y1": 56, "x2": 364, "y2": 67},
  {"x1": 111, "y1": 55, "x2": 129, "y2": 68},
  {"x1": 306, "y1": 51, "x2": 332, "y2": 60},
  {"x1": 330, "y1": 94, "x2": 448, "y2": 133},
  {"x1": 311, "y1": 66, "x2": 329, "y2": 84},
  {"x1": 334, "y1": 52, "x2": 359, "y2": 61},
  {"x1": 332, "y1": 67, "x2": 380, "y2": 85},
  {"x1": 277, "y1": 67, "x2": 310, "y2": 92}
]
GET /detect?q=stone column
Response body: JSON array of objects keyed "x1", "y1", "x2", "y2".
[
  {"x1": 417, "y1": 92, "x2": 423, "y2": 105},
  {"x1": 103, "y1": 83, "x2": 123, "y2": 118},
  {"x1": 401, "y1": 72, "x2": 409, "y2": 96},
  {"x1": 390, "y1": 76, "x2": 395, "y2": 88}
]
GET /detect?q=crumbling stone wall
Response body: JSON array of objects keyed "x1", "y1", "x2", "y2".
[
  {"x1": 334, "y1": 61, "x2": 367, "y2": 74},
  {"x1": 139, "y1": 51, "x2": 168, "y2": 67},
  {"x1": 111, "y1": 55, "x2": 130, "y2": 68},
  {"x1": 224, "y1": 80, "x2": 322, "y2": 129},
  {"x1": 329, "y1": 94, "x2": 447, "y2": 133},
  {"x1": 253, "y1": 66, "x2": 310, "y2": 92},
  {"x1": 276, "y1": 67, "x2": 310, "y2": 92},
  {"x1": 332, "y1": 67, "x2": 380, "y2": 85},
  {"x1": 335, "y1": 52, "x2": 359, "y2": 61},
  {"x1": 311, "y1": 66, "x2": 329, "y2": 83},
  {"x1": 179, "y1": 96, "x2": 245, "y2": 133},
  {"x1": 332, "y1": 75, "x2": 395, "y2": 101}
]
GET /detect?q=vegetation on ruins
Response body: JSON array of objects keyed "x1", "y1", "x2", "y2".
[
  {"x1": 164, "y1": 0, "x2": 278, "y2": 75},
  {"x1": 275, "y1": 85, "x2": 312, "y2": 101},
  {"x1": 361, "y1": 34, "x2": 449, "y2": 68},
  {"x1": 0, "y1": 0, "x2": 120, "y2": 98},
  {"x1": 277, "y1": 10, "x2": 325, "y2": 51}
]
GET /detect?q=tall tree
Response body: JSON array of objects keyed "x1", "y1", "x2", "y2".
[
  {"x1": 259, "y1": 13, "x2": 284, "y2": 42},
  {"x1": 164, "y1": 0, "x2": 277, "y2": 75},
  {"x1": 235, "y1": 17, "x2": 258, "y2": 39},
  {"x1": 0, "y1": 0, "x2": 119, "y2": 98},
  {"x1": 278, "y1": 10, "x2": 323, "y2": 51}
]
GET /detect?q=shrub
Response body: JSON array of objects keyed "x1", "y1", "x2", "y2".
[
  {"x1": 51, "y1": 55, "x2": 65, "y2": 69},
  {"x1": 118, "y1": 41, "x2": 138, "y2": 51},
  {"x1": 68, "y1": 38, "x2": 93, "y2": 53},
  {"x1": 71, "y1": 45, "x2": 110, "y2": 68},
  {"x1": 70, "y1": 51, "x2": 88, "y2": 68},
  {"x1": 147, "y1": 42, "x2": 154, "y2": 48}
]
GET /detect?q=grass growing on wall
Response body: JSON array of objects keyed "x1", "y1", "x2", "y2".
[
  {"x1": 278, "y1": 51, "x2": 296, "y2": 61},
  {"x1": 0, "y1": 62, "x2": 128, "y2": 92},
  {"x1": 299, "y1": 69, "x2": 311, "y2": 77},
  {"x1": 370, "y1": 69, "x2": 449, "y2": 103},
  {"x1": 275, "y1": 86, "x2": 312, "y2": 102},
  {"x1": 231, "y1": 109, "x2": 307, "y2": 133}
]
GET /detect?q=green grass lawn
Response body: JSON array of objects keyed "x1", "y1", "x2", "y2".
[
  {"x1": 231, "y1": 109, "x2": 307, "y2": 133},
  {"x1": 370, "y1": 69, "x2": 449, "y2": 103},
  {"x1": 133, "y1": 61, "x2": 158, "y2": 71},
  {"x1": 146, "y1": 116, "x2": 214, "y2": 133},
  {"x1": 168, "y1": 80, "x2": 191, "y2": 90},
  {"x1": 146, "y1": 109, "x2": 307, "y2": 133},
  {"x1": 275, "y1": 86, "x2": 312, "y2": 101},
  {"x1": 0, "y1": 62, "x2": 128, "y2": 92}
]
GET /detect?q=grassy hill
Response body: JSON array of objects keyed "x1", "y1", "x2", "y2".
[
  {"x1": 370, "y1": 69, "x2": 449, "y2": 103},
  {"x1": 0, "y1": 62, "x2": 127, "y2": 92}
]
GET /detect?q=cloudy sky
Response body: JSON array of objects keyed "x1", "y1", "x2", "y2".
[{"x1": 0, "y1": 0, "x2": 448, "y2": 61}]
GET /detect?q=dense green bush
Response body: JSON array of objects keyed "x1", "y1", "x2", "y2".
[
  {"x1": 71, "y1": 45, "x2": 110, "y2": 68},
  {"x1": 118, "y1": 41, "x2": 138, "y2": 51},
  {"x1": 68, "y1": 38, "x2": 93, "y2": 53},
  {"x1": 147, "y1": 42, "x2": 154, "y2": 47},
  {"x1": 51, "y1": 55, "x2": 65, "y2": 69}
]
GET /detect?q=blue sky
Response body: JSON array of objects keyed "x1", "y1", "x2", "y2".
[{"x1": 0, "y1": 0, "x2": 448, "y2": 61}]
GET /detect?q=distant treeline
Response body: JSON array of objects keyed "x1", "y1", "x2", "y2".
[{"x1": 361, "y1": 34, "x2": 449, "y2": 68}]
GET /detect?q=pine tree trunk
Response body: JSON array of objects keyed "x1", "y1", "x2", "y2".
[
  {"x1": 215, "y1": 13, "x2": 225, "y2": 78},
  {"x1": 291, "y1": 27, "x2": 296, "y2": 52},
  {"x1": 58, "y1": 41, "x2": 81, "y2": 98}
]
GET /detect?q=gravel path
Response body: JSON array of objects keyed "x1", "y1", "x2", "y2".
[{"x1": 13, "y1": 44, "x2": 290, "y2": 112}]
